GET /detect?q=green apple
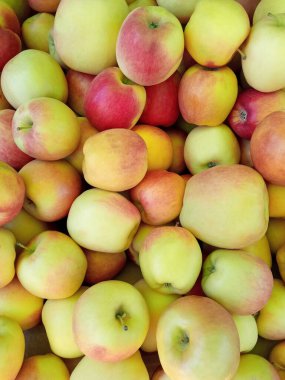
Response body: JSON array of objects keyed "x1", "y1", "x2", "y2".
[
  {"x1": 156, "y1": 0, "x2": 199, "y2": 24},
  {"x1": 128, "y1": 222, "x2": 156, "y2": 265},
  {"x1": 22, "y1": 12, "x2": 54, "y2": 52},
  {"x1": 232, "y1": 354, "x2": 280, "y2": 379},
  {"x1": 134, "y1": 279, "x2": 179, "y2": 352},
  {"x1": 184, "y1": 124, "x2": 240, "y2": 174},
  {"x1": 42, "y1": 287, "x2": 87, "y2": 359},
  {"x1": 129, "y1": 0, "x2": 157, "y2": 12},
  {"x1": 16, "y1": 230, "x2": 87, "y2": 299},
  {"x1": 202, "y1": 249, "x2": 273, "y2": 315},
  {"x1": 232, "y1": 314, "x2": 258, "y2": 353},
  {"x1": 156, "y1": 295, "x2": 240, "y2": 380},
  {"x1": 139, "y1": 226, "x2": 202, "y2": 295},
  {"x1": 0, "y1": 228, "x2": 16, "y2": 288},
  {"x1": 1, "y1": 49, "x2": 68, "y2": 109},
  {"x1": 73, "y1": 280, "x2": 149, "y2": 361},
  {"x1": 70, "y1": 351, "x2": 149, "y2": 380},
  {"x1": 253, "y1": 0, "x2": 285, "y2": 24}
]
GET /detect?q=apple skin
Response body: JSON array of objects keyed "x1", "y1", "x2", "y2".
[
  {"x1": 70, "y1": 351, "x2": 149, "y2": 380},
  {"x1": 202, "y1": 249, "x2": 273, "y2": 315},
  {"x1": 257, "y1": 279, "x2": 285, "y2": 340},
  {"x1": 22, "y1": 12, "x2": 55, "y2": 53},
  {"x1": 0, "y1": 1, "x2": 20, "y2": 34},
  {"x1": 0, "y1": 28, "x2": 22, "y2": 71},
  {"x1": 73, "y1": 280, "x2": 150, "y2": 362},
  {"x1": 184, "y1": 0, "x2": 250, "y2": 68},
  {"x1": 139, "y1": 226, "x2": 202, "y2": 295},
  {"x1": 232, "y1": 354, "x2": 280, "y2": 379},
  {"x1": 251, "y1": 112, "x2": 285, "y2": 186},
  {"x1": 66, "y1": 70, "x2": 95, "y2": 116},
  {"x1": 133, "y1": 124, "x2": 173, "y2": 170},
  {"x1": 19, "y1": 159, "x2": 82, "y2": 222},
  {"x1": 242, "y1": 13, "x2": 285, "y2": 92},
  {"x1": 178, "y1": 64, "x2": 238, "y2": 127},
  {"x1": 54, "y1": 0, "x2": 128, "y2": 74},
  {"x1": 16, "y1": 230, "x2": 87, "y2": 300},
  {"x1": 1, "y1": 49, "x2": 68, "y2": 109},
  {"x1": 0, "y1": 161, "x2": 25, "y2": 227},
  {"x1": 268, "y1": 183, "x2": 285, "y2": 218},
  {"x1": 167, "y1": 127, "x2": 187, "y2": 174},
  {"x1": 130, "y1": 170, "x2": 186, "y2": 226},
  {"x1": 232, "y1": 314, "x2": 258, "y2": 353},
  {"x1": 84, "y1": 250, "x2": 127, "y2": 285},
  {"x1": 67, "y1": 188, "x2": 141, "y2": 253},
  {"x1": 0, "y1": 109, "x2": 32, "y2": 170},
  {"x1": 180, "y1": 164, "x2": 269, "y2": 249},
  {"x1": 184, "y1": 124, "x2": 241, "y2": 174},
  {"x1": 13, "y1": 97, "x2": 80, "y2": 161},
  {"x1": 42, "y1": 287, "x2": 87, "y2": 359},
  {"x1": 156, "y1": 0, "x2": 199, "y2": 24},
  {"x1": 0, "y1": 316, "x2": 25, "y2": 379},
  {"x1": 116, "y1": 6, "x2": 184, "y2": 86},
  {"x1": 228, "y1": 88, "x2": 285, "y2": 139},
  {"x1": 28, "y1": 0, "x2": 61, "y2": 13},
  {"x1": 269, "y1": 341, "x2": 285, "y2": 378},
  {"x1": 139, "y1": 72, "x2": 180, "y2": 127},
  {"x1": 85, "y1": 67, "x2": 146, "y2": 131},
  {"x1": 83, "y1": 129, "x2": 147, "y2": 192},
  {"x1": 0, "y1": 228, "x2": 16, "y2": 288},
  {"x1": 156, "y1": 295, "x2": 240, "y2": 380},
  {"x1": 253, "y1": 0, "x2": 285, "y2": 24},
  {"x1": 0, "y1": 276, "x2": 43, "y2": 330},
  {"x1": 267, "y1": 218, "x2": 285, "y2": 254}
]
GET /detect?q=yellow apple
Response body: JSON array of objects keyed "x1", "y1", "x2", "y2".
[
  {"x1": 253, "y1": 0, "x2": 285, "y2": 24},
  {"x1": 242, "y1": 235, "x2": 272, "y2": 267},
  {"x1": 232, "y1": 354, "x2": 280, "y2": 379},
  {"x1": 268, "y1": 183, "x2": 285, "y2": 218},
  {"x1": 0, "y1": 228, "x2": 16, "y2": 288},
  {"x1": 22, "y1": 12, "x2": 54, "y2": 52},
  {"x1": 267, "y1": 218, "x2": 285, "y2": 254},
  {"x1": 232, "y1": 314, "x2": 258, "y2": 353}
]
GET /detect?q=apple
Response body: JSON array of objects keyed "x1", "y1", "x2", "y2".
[
  {"x1": 19, "y1": 159, "x2": 82, "y2": 222},
  {"x1": 0, "y1": 28, "x2": 22, "y2": 71},
  {"x1": 202, "y1": 249, "x2": 273, "y2": 315},
  {"x1": 156, "y1": 295, "x2": 240, "y2": 380},
  {"x1": 228, "y1": 88, "x2": 285, "y2": 139},
  {"x1": 130, "y1": 170, "x2": 185, "y2": 226},
  {"x1": 73, "y1": 280, "x2": 150, "y2": 361},
  {"x1": 0, "y1": 81, "x2": 12, "y2": 110},
  {"x1": 28, "y1": 0, "x2": 61, "y2": 13},
  {"x1": 48, "y1": 28, "x2": 67, "y2": 69},
  {"x1": 0, "y1": 1, "x2": 20, "y2": 34},
  {"x1": 4, "y1": 208, "x2": 49, "y2": 246},
  {"x1": 253, "y1": 0, "x2": 285, "y2": 24},
  {"x1": 242, "y1": 13, "x2": 285, "y2": 92},
  {"x1": 84, "y1": 250, "x2": 127, "y2": 285},
  {"x1": 0, "y1": 316, "x2": 25, "y2": 379},
  {"x1": 129, "y1": 0, "x2": 157, "y2": 11},
  {"x1": 268, "y1": 183, "x2": 285, "y2": 218},
  {"x1": 67, "y1": 188, "x2": 141, "y2": 253},
  {"x1": 269, "y1": 341, "x2": 285, "y2": 378},
  {"x1": 1, "y1": 0, "x2": 31, "y2": 22},
  {"x1": 267, "y1": 218, "x2": 285, "y2": 254},
  {"x1": 54, "y1": 0, "x2": 128, "y2": 74},
  {"x1": 242, "y1": 235, "x2": 272, "y2": 268},
  {"x1": 184, "y1": 0, "x2": 250, "y2": 68},
  {"x1": 128, "y1": 223, "x2": 156, "y2": 265},
  {"x1": 257, "y1": 279, "x2": 285, "y2": 340},
  {"x1": 0, "y1": 276, "x2": 43, "y2": 330},
  {"x1": 251, "y1": 111, "x2": 285, "y2": 186},
  {"x1": 0, "y1": 228, "x2": 16, "y2": 288},
  {"x1": 156, "y1": 0, "x2": 199, "y2": 24},
  {"x1": 139, "y1": 72, "x2": 180, "y2": 127},
  {"x1": 66, "y1": 70, "x2": 95, "y2": 116},
  {"x1": 116, "y1": 5, "x2": 184, "y2": 86},
  {"x1": 180, "y1": 164, "x2": 269, "y2": 249},
  {"x1": 84, "y1": 67, "x2": 146, "y2": 131},
  {"x1": 232, "y1": 354, "x2": 279, "y2": 379},
  {"x1": 0, "y1": 109, "x2": 32, "y2": 170},
  {"x1": 70, "y1": 351, "x2": 149, "y2": 380},
  {"x1": 16, "y1": 230, "x2": 87, "y2": 299},
  {"x1": 239, "y1": 138, "x2": 253, "y2": 167},
  {"x1": 184, "y1": 124, "x2": 241, "y2": 174},
  {"x1": 133, "y1": 124, "x2": 173, "y2": 170},
  {"x1": 276, "y1": 244, "x2": 285, "y2": 282},
  {"x1": 42, "y1": 287, "x2": 87, "y2": 359},
  {"x1": 1, "y1": 49, "x2": 68, "y2": 109},
  {"x1": 83, "y1": 129, "x2": 147, "y2": 192},
  {"x1": 22, "y1": 12, "x2": 55, "y2": 53},
  {"x1": 232, "y1": 314, "x2": 258, "y2": 353},
  {"x1": 0, "y1": 161, "x2": 25, "y2": 226},
  {"x1": 167, "y1": 127, "x2": 187, "y2": 174},
  {"x1": 139, "y1": 226, "x2": 202, "y2": 295},
  {"x1": 66, "y1": 117, "x2": 98, "y2": 173},
  {"x1": 178, "y1": 64, "x2": 238, "y2": 126}
]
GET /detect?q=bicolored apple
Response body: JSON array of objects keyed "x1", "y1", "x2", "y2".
[
  {"x1": 22, "y1": 12, "x2": 55, "y2": 52},
  {"x1": 66, "y1": 70, "x2": 94, "y2": 116},
  {"x1": 0, "y1": 28, "x2": 22, "y2": 71}
]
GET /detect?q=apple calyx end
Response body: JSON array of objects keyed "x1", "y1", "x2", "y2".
[
  {"x1": 149, "y1": 21, "x2": 159, "y2": 29},
  {"x1": 207, "y1": 161, "x2": 217, "y2": 168}
]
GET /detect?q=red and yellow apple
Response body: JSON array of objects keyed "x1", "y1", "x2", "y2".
[
  {"x1": 66, "y1": 70, "x2": 94, "y2": 116},
  {"x1": 28, "y1": 0, "x2": 60, "y2": 13},
  {"x1": 22, "y1": 12, "x2": 54, "y2": 52}
]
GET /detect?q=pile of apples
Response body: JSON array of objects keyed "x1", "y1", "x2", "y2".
[{"x1": 1, "y1": 0, "x2": 285, "y2": 379}]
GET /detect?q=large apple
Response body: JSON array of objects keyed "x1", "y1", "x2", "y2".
[
  {"x1": 0, "y1": 228, "x2": 16, "y2": 288},
  {"x1": 73, "y1": 280, "x2": 149, "y2": 361},
  {"x1": 242, "y1": 13, "x2": 285, "y2": 92},
  {"x1": 22, "y1": 12, "x2": 54, "y2": 53},
  {"x1": 116, "y1": 5, "x2": 184, "y2": 86},
  {"x1": 184, "y1": 0, "x2": 250, "y2": 68},
  {"x1": 67, "y1": 188, "x2": 141, "y2": 253},
  {"x1": 1, "y1": 49, "x2": 68, "y2": 109},
  {"x1": 232, "y1": 354, "x2": 280, "y2": 379},
  {"x1": 84, "y1": 67, "x2": 146, "y2": 131},
  {"x1": 53, "y1": 0, "x2": 128, "y2": 74},
  {"x1": 251, "y1": 111, "x2": 285, "y2": 186},
  {"x1": 12, "y1": 97, "x2": 80, "y2": 161},
  {"x1": 156, "y1": 295, "x2": 240, "y2": 380}
]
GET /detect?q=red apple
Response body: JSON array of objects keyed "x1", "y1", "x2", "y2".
[
  {"x1": 0, "y1": 28, "x2": 21, "y2": 71},
  {"x1": 228, "y1": 88, "x2": 285, "y2": 139},
  {"x1": 66, "y1": 69, "x2": 94, "y2": 116},
  {"x1": 0, "y1": 1, "x2": 20, "y2": 34},
  {"x1": 84, "y1": 67, "x2": 146, "y2": 131}
]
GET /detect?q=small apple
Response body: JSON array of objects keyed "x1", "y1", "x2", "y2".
[
  {"x1": 232, "y1": 314, "x2": 258, "y2": 353},
  {"x1": 22, "y1": 12, "x2": 55, "y2": 52},
  {"x1": 232, "y1": 354, "x2": 280, "y2": 379},
  {"x1": 0, "y1": 28, "x2": 22, "y2": 71},
  {"x1": 66, "y1": 70, "x2": 94, "y2": 116},
  {"x1": 0, "y1": 228, "x2": 16, "y2": 288}
]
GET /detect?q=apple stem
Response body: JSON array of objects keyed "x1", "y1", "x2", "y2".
[
  {"x1": 15, "y1": 242, "x2": 34, "y2": 254},
  {"x1": 116, "y1": 312, "x2": 128, "y2": 331},
  {"x1": 237, "y1": 48, "x2": 246, "y2": 60},
  {"x1": 17, "y1": 126, "x2": 32, "y2": 131}
]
